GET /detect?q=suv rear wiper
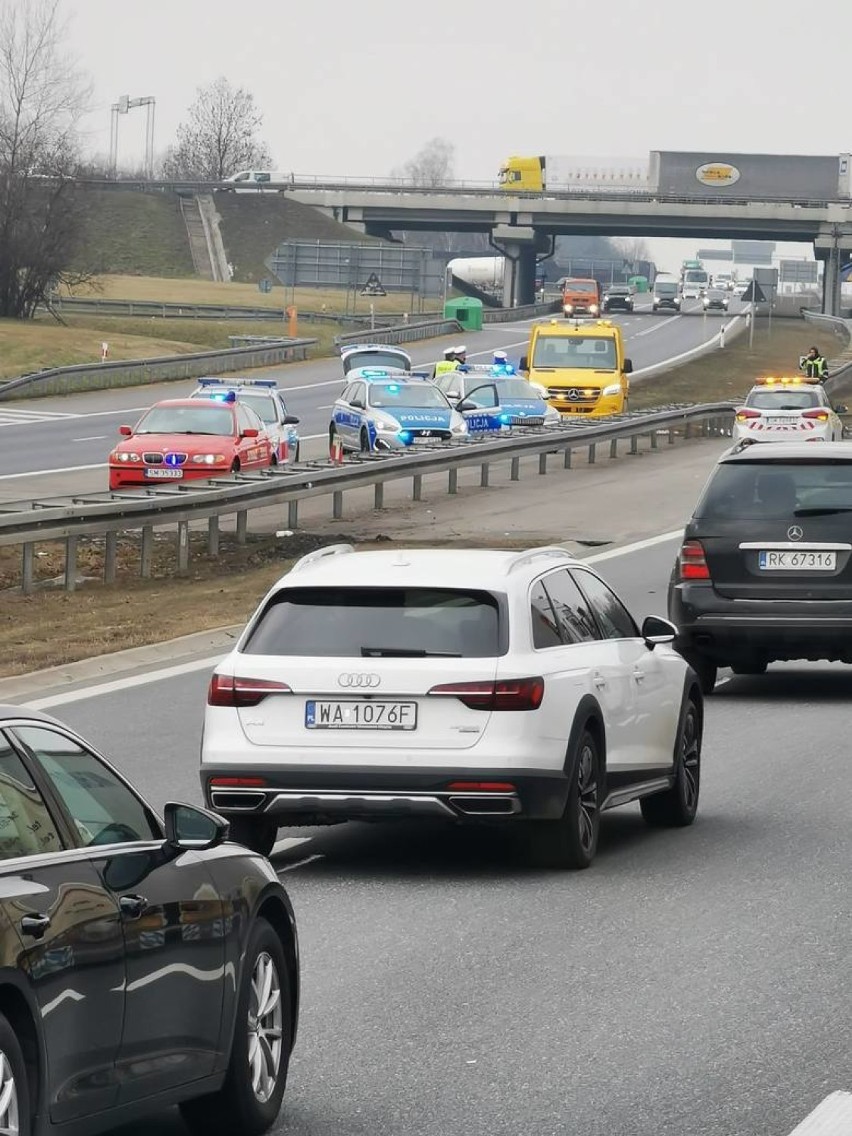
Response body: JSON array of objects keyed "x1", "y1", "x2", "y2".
[
  {"x1": 360, "y1": 647, "x2": 461, "y2": 658},
  {"x1": 793, "y1": 507, "x2": 852, "y2": 516}
]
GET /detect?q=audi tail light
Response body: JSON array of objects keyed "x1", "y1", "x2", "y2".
[
  {"x1": 802, "y1": 409, "x2": 829, "y2": 422},
  {"x1": 427, "y1": 678, "x2": 544, "y2": 711},
  {"x1": 207, "y1": 674, "x2": 292, "y2": 707},
  {"x1": 679, "y1": 540, "x2": 710, "y2": 581},
  {"x1": 735, "y1": 408, "x2": 760, "y2": 422}
]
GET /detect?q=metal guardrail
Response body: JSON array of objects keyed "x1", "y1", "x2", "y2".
[
  {"x1": 333, "y1": 318, "x2": 462, "y2": 347},
  {"x1": 482, "y1": 300, "x2": 562, "y2": 323},
  {"x1": 0, "y1": 403, "x2": 735, "y2": 593},
  {"x1": 0, "y1": 338, "x2": 319, "y2": 402}
]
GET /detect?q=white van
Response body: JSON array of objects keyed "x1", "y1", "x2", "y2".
[
  {"x1": 652, "y1": 273, "x2": 681, "y2": 313},
  {"x1": 223, "y1": 170, "x2": 289, "y2": 191}
]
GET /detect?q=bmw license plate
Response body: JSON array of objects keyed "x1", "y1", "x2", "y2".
[
  {"x1": 758, "y1": 550, "x2": 836, "y2": 570},
  {"x1": 305, "y1": 700, "x2": 417, "y2": 730},
  {"x1": 145, "y1": 468, "x2": 183, "y2": 479}
]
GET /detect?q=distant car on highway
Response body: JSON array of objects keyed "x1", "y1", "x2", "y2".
[
  {"x1": 669, "y1": 441, "x2": 852, "y2": 692},
  {"x1": 434, "y1": 371, "x2": 561, "y2": 427},
  {"x1": 200, "y1": 544, "x2": 703, "y2": 868},
  {"x1": 702, "y1": 289, "x2": 730, "y2": 312},
  {"x1": 602, "y1": 284, "x2": 635, "y2": 313},
  {"x1": 733, "y1": 281, "x2": 751, "y2": 298},
  {"x1": 329, "y1": 374, "x2": 503, "y2": 452},
  {"x1": 190, "y1": 378, "x2": 301, "y2": 463},
  {"x1": 0, "y1": 704, "x2": 298, "y2": 1136},
  {"x1": 733, "y1": 376, "x2": 845, "y2": 445},
  {"x1": 109, "y1": 398, "x2": 275, "y2": 490}
]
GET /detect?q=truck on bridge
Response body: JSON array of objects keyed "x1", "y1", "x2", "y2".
[{"x1": 498, "y1": 151, "x2": 852, "y2": 202}]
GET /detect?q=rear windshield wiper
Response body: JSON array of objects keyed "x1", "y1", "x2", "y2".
[
  {"x1": 360, "y1": 646, "x2": 462, "y2": 658},
  {"x1": 793, "y1": 507, "x2": 852, "y2": 516}
]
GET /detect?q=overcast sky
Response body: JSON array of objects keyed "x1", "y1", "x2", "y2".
[{"x1": 63, "y1": 0, "x2": 850, "y2": 271}]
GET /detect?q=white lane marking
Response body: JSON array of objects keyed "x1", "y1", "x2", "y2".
[
  {"x1": 316, "y1": 404, "x2": 333, "y2": 410},
  {"x1": 0, "y1": 409, "x2": 80, "y2": 425},
  {"x1": 0, "y1": 462, "x2": 103, "y2": 481},
  {"x1": 582, "y1": 529, "x2": 683, "y2": 564},
  {"x1": 73, "y1": 435, "x2": 107, "y2": 442},
  {"x1": 714, "y1": 676, "x2": 731, "y2": 689},
  {"x1": 20, "y1": 526, "x2": 687, "y2": 709},
  {"x1": 632, "y1": 314, "x2": 682, "y2": 338},
  {"x1": 278, "y1": 854, "x2": 325, "y2": 872},
  {"x1": 271, "y1": 836, "x2": 312, "y2": 856},
  {"x1": 786, "y1": 1092, "x2": 852, "y2": 1135}
]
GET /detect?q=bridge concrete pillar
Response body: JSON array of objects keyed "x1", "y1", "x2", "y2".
[
  {"x1": 491, "y1": 225, "x2": 539, "y2": 306},
  {"x1": 814, "y1": 229, "x2": 852, "y2": 316}
]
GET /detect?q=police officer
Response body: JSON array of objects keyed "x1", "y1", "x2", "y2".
[
  {"x1": 434, "y1": 347, "x2": 458, "y2": 379},
  {"x1": 454, "y1": 345, "x2": 469, "y2": 372},
  {"x1": 800, "y1": 346, "x2": 829, "y2": 381},
  {"x1": 491, "y1": 350, "x2": 514, "y2": 377}
]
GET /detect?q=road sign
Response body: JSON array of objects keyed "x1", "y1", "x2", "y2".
[
  {"x1": 740, "y1": 281, "x2": 767, "y2": 303},
  {"x1": 697, "y1": 248, "x2": 734, "y2": 261},
  {"x1": 733, "y1": 240, "x2": 775, "y2": 265},
  {"x1": 360, "y1": 273, "x2": 387, "y2": 296},
  {"x1": 779, "y1": 259, "x2": 818, "y2": 284}
]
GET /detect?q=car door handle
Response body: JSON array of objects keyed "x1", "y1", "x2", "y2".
[
  {"x1": 20, "y1": 913, "x2": 51, "y2": 938},
  {"x1": 119, "y1": 894, "x2": 148, "y2": 920},
  {"x1": 593, "y1": 672, "x2": 607, "y2": 690},
  {"x1": 633, "y1": 668, "x2": 646, "y2": 682}
]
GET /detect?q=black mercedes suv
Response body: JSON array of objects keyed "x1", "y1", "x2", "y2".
[{"x1": 668, "y1": 442, "x2": 852, "y2": 692}]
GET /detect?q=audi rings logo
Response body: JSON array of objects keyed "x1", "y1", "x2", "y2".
[
  {"x1": 787, "y1": 525, "x2": 804, "y2": 542},
  {"x1": 337, "y1": 672, "x2": 381, "y2": 689}
]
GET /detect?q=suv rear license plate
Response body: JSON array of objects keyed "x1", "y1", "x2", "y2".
[
  {"x1": 145, "y1": 468, "x2": 183, "y2": 479},
  {"x1": 305, "y1": 700, "x2": 417, "y2": 730},
  {"x1": 759, "y1": 550, "x2": 836, "y2": 570}
]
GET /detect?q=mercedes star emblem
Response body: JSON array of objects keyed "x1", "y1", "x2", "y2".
[{"x1": 787, "y1": 525, "x2": 804, "y2": 542}]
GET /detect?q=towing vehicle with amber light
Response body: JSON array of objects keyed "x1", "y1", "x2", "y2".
[
  {"x1": 733, "y1": 376, "x2": 846, "y2": 445},
  {"x1": 519, "y1": 319, "x2": 633, "y2": 417}
]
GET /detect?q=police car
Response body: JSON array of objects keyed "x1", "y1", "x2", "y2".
[
  {"x1": 191, "y1": 378, "x2": 301, "y2": 462},
  {"x1": 434, "y1": 368, "x2": 561, "y2": 428},
  {"x1": 340, "y1": 343, "x2": 413, "y2": 377},
  {"x1": 733, "y1": 376, "x2": 847, "y2": 445},
  {"x1": 329, "y1": 371, "x2": 506, "y2": 453}
]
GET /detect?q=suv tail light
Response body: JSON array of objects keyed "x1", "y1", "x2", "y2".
[
  {"x1": 802, "y1": 409, "x2": 829, "y2": 421},
  {"x1": 427, "y1": 678, "x2": 544, "y2": 711},
  {"x1": 679, "y1": 540, "x2": 710, "y2": 581},
  {"x1": 208, "y1": 674, "x2": 292, "y2": 707},
  {"x1": 446, "y1": 781, "x2": 517, "y2": 792},
  {"x1": 735, "y1": 408, "x2": 760, "y2": 422}
]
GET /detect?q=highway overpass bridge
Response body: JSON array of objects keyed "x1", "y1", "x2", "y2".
[{"x1": 80, "y1": 177, "x2": 852, "y2": 311}]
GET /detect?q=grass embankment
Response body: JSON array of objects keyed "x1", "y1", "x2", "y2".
[
  {"x1": 632, "y1": 318, "x2": 826, "y2": 410},
  {"x1": 77, "y1": 192, "x2": 195, "y2": 278},
  {"x1": 1, "y1": 314, "x2": 832, "y2": 679}
]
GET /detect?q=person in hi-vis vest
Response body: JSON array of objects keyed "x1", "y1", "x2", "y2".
[{"x1": 434, "y1": 347, "x2": 458, "y2": 378}]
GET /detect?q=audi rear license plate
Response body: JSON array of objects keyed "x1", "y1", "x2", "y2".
[
  {"x1": 305, "y1": 700, "x2": 417, "y2": 730},
  {"x1": 145, "y1": 468, "x2": 183, "y2": 479},
  {"x1": 758, "y1": 550, "x2": 836, "y2": 570}
]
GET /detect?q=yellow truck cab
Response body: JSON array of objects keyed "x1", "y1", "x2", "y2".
[{"x1": 519, "y1": 319, "x2": 633, "y2": 416}]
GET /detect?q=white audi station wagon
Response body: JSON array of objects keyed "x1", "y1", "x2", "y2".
[{"x1": 201, "y1": 546, "x2": 703, "y2": 868}]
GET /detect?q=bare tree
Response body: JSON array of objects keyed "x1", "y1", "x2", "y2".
[
  {"x1": 162, "y1": 77, "x2": 273, "y2": 180},
  {"x1": 613, "y1": 237, "x2": 653, "y2": 265},
  {"x1": 0, "y1": 0, "x2": 91, "y2": 317},
  {"x1": 393, "y1": 137, "x2": 455, "y2": 187}
]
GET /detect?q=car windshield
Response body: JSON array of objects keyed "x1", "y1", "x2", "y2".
[
  {"x1": 493, "y1": 379, "x2": 542, "y2": 400},
  {"x1": 367, "y1": 383, "x2": 448, "y2": 409},
  {"x1": 706, "y1": 291, "x2": 726, "y2": 299},
  {"x1": 563, "y1": 281, "x2": 597, "y2": 293},
  {"x1": 607, "y1": 287, "x2": 630, "y2": 294},
  {"x1": 745, "y1": 389, "x2": 821, "y2": 410},
  {"x1": 242, "y1": 587, "x2": 504, "y2": 657},
  {"x1": 655, "y1": 283, "x2": 678, "y2": 295},
  {"x1": 135, "y1": 405, "x2": 235, "y2": 436},
  {"x1": 532, "y1": 335, "x2": 617, "y2": 370},
  {"x1": 695, "y1": 461, "x2": 852, "y2": 519}
]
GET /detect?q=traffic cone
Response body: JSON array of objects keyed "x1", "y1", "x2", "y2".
[{"x1": 329, "y1": 434, "x2": 343, "y2": 464}]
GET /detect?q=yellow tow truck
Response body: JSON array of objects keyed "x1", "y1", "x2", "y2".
[{"x1": 519, "y1": 319, "x2": 633, "y2": 416}]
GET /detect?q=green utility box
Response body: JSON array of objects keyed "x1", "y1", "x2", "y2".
[
  {"x1": 628, "y1": 275, "x2": 649, "y2": 293},
  {"x1": 443, "y1": 297, "x2": 484, "y2": 331}
]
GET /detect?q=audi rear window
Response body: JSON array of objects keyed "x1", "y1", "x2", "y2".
[
  {"x1": 242, "y1": 587, "x2": 507, "y2": 657},
  {"x1": 695, "y1": 461, "x2": 852, "y2": 520},
  {"x1": 745, "y1": 389, "x2": 821, "y2": 410}
]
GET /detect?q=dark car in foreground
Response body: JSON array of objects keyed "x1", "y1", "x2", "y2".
[
  {"x1": 669, "y1": 442, "x2": 852, "y2": 691},
  {"x1": 0, "y1": 706, "x2": 298, "y2": 1136}
]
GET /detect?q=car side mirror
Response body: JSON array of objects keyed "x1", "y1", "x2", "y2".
[
  {"x1": 623, "y1": 358, "x2": 633, "y2": 374},
  {"x1": 119, "y1": 425, "x2": 132, "y2": 436},
  {"x1": 446, "y1": 390, "x2": 460, "y2": 401},
  {"x1": 351, "y1": 399, "x2": 364, "y2": 409},
  {"x1": 283, "y1": 415, "x2": 300, "y2": 424},
  {"x1": 519, "y1": 356, "x2": 529, "y2": 372},
  {"x1": 641, "y1": 615, "x2": 678, "y2": 649},
  {"x1": 241, "y1": 428, "x2": 259, "y2": 438},
  {"x1": 163, "y1": 803, "x2": 228, "y2": 850},
  {"x1": 835, "y1": 404, "x2": 848, "y2": 415}
]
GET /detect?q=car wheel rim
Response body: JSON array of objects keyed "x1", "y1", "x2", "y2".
[
  {"x1": 0, "y1": 1049, "x2": 20, "y2": 1136},
  {"x1": 248, "y1": 951, "x2": 283, "y2": 1104},
  {"x1": 681, "y1": 711, "x2": 700, "y2": 811},
  {"x1": 576, "y1": 742, "x2": 598, "y2": 853}
]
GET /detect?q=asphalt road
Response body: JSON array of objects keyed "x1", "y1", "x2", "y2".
[
  {"x1": 0, "y1": 297, "x2": 740, "y2": 487},
  {"x1": 21, "y1": 528, "x2": 849, "y2": 1136}
]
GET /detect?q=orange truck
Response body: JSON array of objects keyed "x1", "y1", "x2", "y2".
[{"x1": 560, "y1": 278, "x2": 602, "y2": 318}]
